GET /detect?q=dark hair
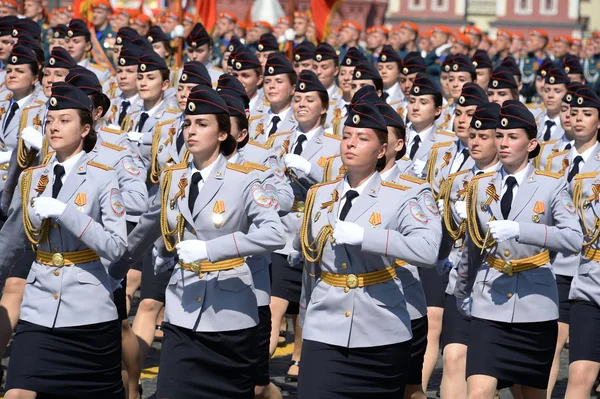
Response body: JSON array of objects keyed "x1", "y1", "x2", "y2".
[
  {"x1": 433, "y1": 93, "x2": 443, "y2": 108},
  {"x1": 317, "y1": 90, "x2": 329, "y2": 125},
  {"x1": 77, "y1": 108, "x2": 97, "y2": 152},
  {"x1": 160, "y1": 68, "x2": 170, "y2": 82},
  {"x1": 285, "y1": 71, "x2": 298, "y2": 86},
  {"x1": 373, "y1": 78, "x2": 383, "y2": 93},
  {"x1": 374, "y1": 128, "x2": 388, "y2": 171},
  {"x1": 88, "y1": 92, "x2": 107, "y2": 117},
  {"x1": 523, "y1": 125, "x2": 540, "y2": 159},
  {"x1": 390, "y1": 126, "x2": 407, "y2": 159},
  {"x1": 252, "y1": 66, "x2": 263, "y2": 77},
  {"x1": 232, "y1": 114, "x2": 249, "y2": 149},
  {"x1": 216, "y1": 113, "x2": 236, "y2": 156}
]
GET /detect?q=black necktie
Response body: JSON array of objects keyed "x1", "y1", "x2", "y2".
[
  {"x1": 118, "y1": 100, "x2": 130, "y2": 126},
  {"x1": 457, "y1": 148, "x2": 470, "y2": 170},
  {"x1": 567, "y1": 155, "x2": 583, "y2": 183},
  {"x1": 409, "y1": 135, "x2": 421, "y2": 160},
  {"x1": 176, "y1": 125, "x2": 185, "y2": 153},
  {"x1": 4, "y1": 102, "x2": 18, "y2": 134},
  {"x1": 293, "y1": 134, "x2": 307, "y2": 155},
  {"x1": 476, "y1": 171, "x2": 484, "y2": 176},
  {"x1": 564, "y1": 143, "x2": 572, "y2": 151},
  {"x1": 501, "y1": 176, "x2": 517, "y2": 219},
  {"x1": 188, "y1": 172, "x2": 202, "y2": 213},
  {"x1": 543, "y1": 120, "x2": 555, "y2": 142},
  {"x1": 52, "y1": 164, "x2": 65, "y2": 199},
  {"x1": 268, "y1": 116, "x2": 281, "y2": 136},
  {"x1": 339, "y1": 190, "x2": 359, "y2": 221},
  {"x1": 137, "y1": 112, "x2": 149, "y2": 131},
  {"x1": 345, "y1": 104, "x2": 350, "y2": 114}
]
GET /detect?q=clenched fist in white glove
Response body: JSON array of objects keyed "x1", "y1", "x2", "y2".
[
  {"x1": 127, "y1": 132, "x2": 144, "y2": 144},
  {"x1": 437, "y1": 199, "x2": 445, "y2": 214},
  {"x1": 32, "y1": 197, "x2": 67, "y2": 219},
  {"x1": 21, "y1": 127, "x2": 44, "y2": 151},
  {"x1": 412, "y1": 159, "x2": 426, "y2": 177},
  {"x1": 0, "y1": 150, "x2": 11, "y2": 164},
  {"x1": 284, "y1": 28, "x2": 296, "y2": 41},
  {"x1": 487, "y1": 220, "x2": 520, "y2": 243},
  {"x1": 153, "y1": 247, "x2": 176, "y2": 274},
  {"x1": 283, "y1": 154, "x2": 311, "y2": 175},
  {"x1": 175, "y1": 240, "x2": 208, "y2": 264},
  {"x1": 171, "y1": 25, "x2": 185, "y2": 38},
  {"x1": 332, "y1": 220, "x2": 364, "y2": 246},
  {"x1": 455, "y1": 201, "x2": 467, "y2": 221}
]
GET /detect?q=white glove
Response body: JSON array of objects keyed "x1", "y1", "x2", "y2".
[
  {"x1": 106, "y1": 124, "x2": 122, "y2": 131},
  {"x1": 127, "y1": 131, "x2": 144, "y2": 144},
  {"x1": 287, "y1": 250, "x2": 303, "y2": 266},
  {"x1": 412, "y1": 159, "x2": 426, "y2": 177},
  {"x1": 437, "y1": 199, "x2": 445, "y2": 214},
  {"x1": 283, "y1": 154, "x2": 311, "y2": 175},
  {"x1": 277, "y1": 35, "x2": 286, "y2": 44},
  {"x1": 153, "y1": 247, "x2": 176, "y2": 274},
  {"x1": 455, "y1": 201, "x2": 467, "y2": 221},
  {"x1": 175, "y1": 240, "x2": 208, "y2": 264},
  {"x1": 487, "y1": 220, "x2": 520, "y2": 243},
  {"x1": 21, "y1": 127, "x2": 44, "y2": 151},
  {"x1": 32, "y1": 197, "x2": 67, "y2": 219},
  {"x1": 172, "y1": 24, "x2": 185, "y2": 38},
  {"x1": 332, "y1": 220, "x2": 364, "y2": 246},
  {"x1": 456, "y1": 296, "x2": 472, "y2": 317},
  {"x1": 435, "y1": 257, "x2": 453, "y2": 276},
  {"x1": 284, "y1": 28, "x2": 295, "y2": 41},
  {"x1": 0, "y1": 150, "x2": 11, "y2": 164}
]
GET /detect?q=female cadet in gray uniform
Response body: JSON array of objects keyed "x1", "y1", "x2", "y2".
[
  {"x1": 297, "y1": 100, "x2": 441, "y2": 398},
  {"x1": 0, "y1": 82, "x2": 127, "y2": 398},
  {"x1": 454, "y1": 100, "x2": 583, "y2": 399},
  {"x1": 564, "y1": 87, "x2": 600, "y2": 397},
  {"x1": 109, "y1": 85, "x2": 285, "y2": 398}
]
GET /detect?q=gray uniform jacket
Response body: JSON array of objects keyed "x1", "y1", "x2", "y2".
[
  {"x1": 534, "y1": 138, "x2": 572, "y2": 173},
  {"x1": 249, "y1": 108, "x2": 297, "y2": 145},
  {"x1": 299, "y1": 173, "x2": 441, "y2": 348},
  {"x1": 0, "y1": 152, "x2": 126, "y2": 327},
  {"x1": 424, "y1": 139, "x2": 475, "y2": 198},
  {"x1": 454, "y1": 165, "x2": 583, "y2": 322},
  {"x1": 111, "y1": 155, "x2": 285, "y2": 332}
]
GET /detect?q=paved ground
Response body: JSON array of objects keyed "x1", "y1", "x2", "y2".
[{"x1": 0, "y1": 295, "x2": 592, "y2": 398}]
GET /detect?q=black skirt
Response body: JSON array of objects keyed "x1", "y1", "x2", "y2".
[
  {"x1": 157, "y1": 322, "x2": 258, "y2": 399},
  {"x1": 556, "y1": 274, "x2": 573, "y2": 324},
  {"x1": 418, "y1": 267, "x2": 449, "y2": 308},
  {"x1": 6, "y1": 320, "x2": 124, "y2": 398},
  {"x1": 441, "y1": 293, "x2": 471, "y2": 349},
  {"x1": 407, "y1": 316, "x2": 428, "y2": 386},
  {"x1": 126, "y1": 221, "x2": 143, "y2": 272},
  {"x1": 298, "y1": 339, "x2": 411, "y2": 398},
  {"x1": 255, "y1": 305, "x2": 272, "y2": 386},
  {"x1": 270, "y1": 253, "x2": 302, "y2": 313},
  {"x1": 140, "y1": 250, "x2": 172, "y2": 303},
  {"x1": 466, "y1": 317, "x2": 557, "y2": 389},
  {"x1": 569, "y1": 299, "x2": 600, "y2": 363}
]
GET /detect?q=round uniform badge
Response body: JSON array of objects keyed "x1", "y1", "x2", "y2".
[
  {"x1": 444, "y1": 65, "x2": 451, "y2": 72},
  {"x1": 11, "y1": 56, "x2": 17, "y2": 64},
  {"x1": 566, "y1": 94, "x2": 572, "y2": 102},
  {"x1": 251, "y1": 183, "x2": 273, "y2": 208},
  {"x1": 472, "y1": 61, "x2": 478, "y2": 68},
  {"x1": 501, "y1": 118, "x2": 508, "y2": 127},
  {"x1": 119, "y1": 58, "x2": 126, "y2": 65},
  {"x1": 409, "y1": 201, "x2": 428, "y2": 224},
  {"x1": 475, "y1": 120, "x2": 482, "y2": 129},
  {"x1": 352, "y1": 114, "x2": 360, "y2": 124},
  {"x1": 355, "y1": 71, "x2": 362, "y2": 79},
  {"x1": 148, "y1": 36, "x2": 154, "y2": 43},
  {"x1": 316, "y1": 54, "x2": 322, "y2": 61},
  {"x1": 50, "y1": 97, "x2": 58, "y2": 107},
  {"x1": 452, "y1": 64, "x2": 459, "y2": 71},
  {"x1": 268, "y1": 66, "x2": 274, "y2": 74},
  {"x1": 54, "y1": 31, "x2": 60, "y2": 38},
  {"x1": 181, "y1": 73, "x2": 188, "y2": 81},
  {"x1": 413, "y1": 86, "x2": 420, "y2": 94},
  {"x1": 565, "y1": 66, "x2": 570, "y2": 73},
  {"x1": 228, "y1": 44, "x2": 234, "y2": 52},
  {"x1": 299, "y1": 82, "x2": 306, "y2": 91},
  {"x1": 258, "y1": 44, "x2": 264, "y2": 51},
  {"x1": 295, "y1": 54, "x2": 300, "y2": 61},
  {"x1": 492, "y1": 80, "x2": 499, "y2": 88},
  {"x1": 67, "y1": 30, "x2": 74, "y2": 37},
  {"x1": 402, "y1": 67, "x2": 409, "y2": 74},
  {"x1": 49, "y1": 57, "x2": 55, "y2": 66},
  {"x1": 11, "y1": 29, "x2": 17, "y2": 37},
  {"x1": 459, "y1": 96, "x2": 465, "y2": 104},
  {"x1": 577, "y1": 97, "x2": 584, "y2": 105},
  {"x1": 346, "y1": 58, "x2": 352, "y2": 65},
  {"x1": 140, "y1": 64, "x2": 147, "y2": 72},
  {"x1": 110, "y1": 188, "x2": 126, "y2": 217},
  {"x1": 117, "y1": 37, "x2": 122, "y2": 44},
  {"x1": 560, "y1": 190, "x2": 576, "y2": 214},
  {"x1": 549, "y1": 76, "x2": 555, "y2": 84},
  {"x1": 235, "y1": 62, "x2": 242, "y2": 70},
  {"x1": 188, "y1": 102, "x2": 196, "y2": 112},
  {"x1": 381, "y1": 55, "x2": 387, "y2": 62},
  {"x1": 192, "y1": 41, "x2": 198, "y2": 48}
]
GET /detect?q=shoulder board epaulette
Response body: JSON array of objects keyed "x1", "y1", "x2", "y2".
[
  {"x1": 101, "y1": 142, "x2": 126, "y2": 151},
  {"x1": 243, "y1": 161, "x2": 269, "y2": 172},
  {"x1": 164, "y1": 108, "x2": 181, "y2": 114},
  {"x1": 91, "y1": 63, "x2": 107, "y2": 71},
  {"x1": 448, "y1": 169, "x2": 471, "y2": 179},
  {"x1": 247, "y1": 140, "x2": 273, "y2": 150},
  {"x1": 25, "y1": 163, "x2": 47, "y2": 172},
  {"x1": 34, "y1": 99, "x2": 45, "y2": 105},
  {"x1": 400, "y1": 156, "x2": 410, "y2": 161},
  {"x1": 431, "y1": 141, "x2": 454, "y2": 149},
  {"x1": 101, "y1": 127, "x2": 123, "y2": 135},
  {"x1": 471, "y1": 171, "x2": 495, "y2": 180},
  {"x1": 41, "y1": 151, "x2": 55, "y2": 166},
  {"x1": 399, "y1": 174, "x2": 426, "y2": 185},
  {"x1": 574, "y1": 171, "x2": 600, "y2": 180},
  {"x1": 262, "y1": 98, "x2": 270, "y2": 106},
  {"x1": 534, "y1": 169, "x2": 561, "y2": 179},
  {"x1": 436, "y1": 129, "x2": 456, "y2": 137},
  {"x1": 381, "y1": 181, "x2": 411, "y2": 191},
  {"x1": 165, "y1": 162, "x2": 187, "y2": 172},
  {"x1": 547, "y1": 149, "x2": 569, "y2": 158},
  {"x1": 324, "y1": 132, "x2": 342, "y2": 141},
  {"x1": 525, "y1": 103, "x2": 541, "y2": 110},
  {"x1": 248, "y1": 114, "x2": 263, "y2": 123},
  {"x1": 211, "y1": 65, "x2": 223, "y2": 71},
  {"x1": 541, "y1": 139, "x2": 559, "y2": 146},
  {"x1": 87, "y1": 161, "x2": 114, "y2": 171},
  {"x1": 226, "y1": 163, "x2": 252, "y2": 174},
  {"x1": 268, "y1": 130, "x2": 293, "y2": 140},
  {"x1": 308, "y1": 177, "x2": 343, "y2": 192}
]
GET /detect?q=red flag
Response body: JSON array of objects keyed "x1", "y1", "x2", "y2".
[
  {"x1": 197, "y1": 0, "x2": 217, "y2": 32},
  {"x1": 311, "y1": 0, "x2": 344, "y2": 41}
]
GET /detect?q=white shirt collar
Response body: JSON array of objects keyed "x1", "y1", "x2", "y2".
[
  {"x1": 189, "y1": 154, "x2": 220, "y2": 181},
  {"x1": 384, "y1": 82, "x2": 403, "y2": 102},
  {"x1": 123, "y1": 93, "x2": 139, "y2": 103},
  {"x1": 268, "y1": 106, "x2": 292, "y2": 123},
  {"x1": 456, "y1": 140, "x2": 467, "y2": 153},
  {"x1": 327, "y1": 84, "x2": 339, "y2": 97},
  {"x1": 571, "y1": 142, "x2": 599, "y2": 164},
  {"x1": 542, "y1": 113, "x2": 561, "y2": 127},
  {"x1": 473, "y1": 161, "x2": 501, "y2": 175},
  {"x1": 379, "y1": 167, "x2": 395, "y2": 181},
  {"x1": 249, "y1": 93, "x2": 260, "y2": 111},
  {"x1": 142, "y1": 99, "x2": 164, "y2": 118},
  {"x1": 15, "y1": 92, "x2": 34, "y2": 109},
  {"x1": 408, "y1": 124, "x2": 435, "y2": 146},
  {"x1": 77, "y1": 59, "x2": 89, "y2": 67},
  {"x1": 228, "y1": 152, "x2": 243, "y2": 164},
  {"x1": 341, "y1": 172, "x2": 377, "y2": 199},
  {"x1": 500, "y1": 163, "x2": 530, "y2": 188},
  {"x1": 52, "y1": 150, "x2": 85, "y2": 181},
  {"x1": 293, "y1": 125, "x2": 321, "y2": 145}
]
